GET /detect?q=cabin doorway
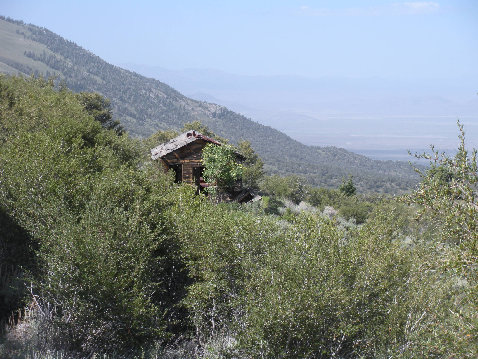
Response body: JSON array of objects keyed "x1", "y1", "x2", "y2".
[
  {"x1": 170, "y1": 164, "x2": 182, "y2": 183},
  {"x1": 193, "y1": 166, "x2": 205, "y2": 193}
]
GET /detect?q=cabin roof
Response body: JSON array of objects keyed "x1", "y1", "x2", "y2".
[{"x1": 151, "y1": 131, "x2": 221, "y2": 160}]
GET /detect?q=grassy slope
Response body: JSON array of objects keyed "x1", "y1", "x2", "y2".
[
  {"x1": 0, "y1": 19, "x2": 55, "y2": 75},
  {"x1": 0, "y1": 16, "x2": 419, "y2": 193}
]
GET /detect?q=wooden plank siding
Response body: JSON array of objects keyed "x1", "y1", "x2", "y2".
[{"x1": 159, "y1": 139, "x2": 210, "y2": 185}]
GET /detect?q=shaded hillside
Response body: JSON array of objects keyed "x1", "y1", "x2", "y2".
[{"x1": 0, "y1": 16, "x2": 419, "y2": 193}]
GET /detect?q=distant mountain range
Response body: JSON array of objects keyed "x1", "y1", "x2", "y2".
[
  {"x1": 0, "y1": 15, "x2": 421, "y2": 193},
  {"x1": 122, "y1": 64, "x2": 478, "y2": 155}
]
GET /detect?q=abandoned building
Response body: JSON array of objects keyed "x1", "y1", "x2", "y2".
[
  {"x1": 151, "y1": 130, "x2": 218, "y2": 187},
  {"x1": 151, "y1": 130, "x2": 253, "y2": 202}
]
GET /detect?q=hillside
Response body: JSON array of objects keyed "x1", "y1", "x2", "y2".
[
  {"x1": 1, "y1": 75, "x2": 475, "y2": 358},
  {"x1": 0, "y1": 16, "x2": 420, "y2": 193}
]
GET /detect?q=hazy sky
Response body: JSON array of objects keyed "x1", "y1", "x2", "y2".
[{"x1": 2, "y1": 0, "x2": 478, "y2": 79}]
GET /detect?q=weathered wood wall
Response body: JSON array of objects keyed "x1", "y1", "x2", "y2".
[{"x1": 160, "y1": 139, "x2": 210, "y2": 184}]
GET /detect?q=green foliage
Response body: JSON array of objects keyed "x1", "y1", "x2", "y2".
[
  {"x1": 0, "y1": 75, "x2": 189, "y2": 355},
  {"x1": 403, "y1": 122, "x2": 478, "y2": 354},
  {"x1": 76, "y1": 92, "x2": 124, "y2": 134},
  {"x1": 237, "y1": 214, "x2": 393, "y2": 357},
  {"x1": 202, "y1": 143, "x2": 243, "y2": 195},
  {"x1": 38, "y1": 196, "x2": 165, "y2": 351},
  {"x1": 305, "y1": 186, "x2": 376, "y2": 224},
  {"x1": 306, "y1": 186, "x2": 342, "y2": 208},
  {"x1": 338, "y1": 200, "x2": 371, "y2": 224},
  {"x1": 260, "y1": 196, "x2": 284, "y2": 216},
  {"x1": 406, "y1": 121, "x2": 478, "y2": 262},
  {"x1": 260, "y1": 175, "x2": 307, "y2": 204},
  {"x1": 174, "y1": 195, "x2": 476, "y2": 357},
  {"x1": 352, "y1": 206, "x2": 477, "y2": 358},
  {"x1": 1, "y1": 74, "x2": 476, "y2": 358},
  {"x1": 237, "y1": 140, "x2": 264, "y2": 190},
  {"x1": 339, "y1": 175, "x2": 356, "y2": 196}
]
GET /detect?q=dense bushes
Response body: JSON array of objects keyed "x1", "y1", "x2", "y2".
[
  {"x1": 406, "y1": 122, "x2": 478, "y2": 260},
  {"x1": 173, "y1": 195, "x2": 473, "y2": 357},
  {"x1": 171, "y1": 195, "x2": 476, "y2": 357},
  {"x1": 259, "y1": 176, "x2": 374, "y2": 224},
  {"x1": 0, "y1": 75, "x2": 188, "y2": 354},
  {"x1": 0, "y1": 76, "x2": 476, "y2": 358},
  {"x1": 260, "y1": 175, "x2": 308, "y2": 204}
]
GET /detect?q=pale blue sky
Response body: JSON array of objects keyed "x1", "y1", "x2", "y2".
[{"x1": 2, "y1": 0, "x2": 478, "y2": 79}]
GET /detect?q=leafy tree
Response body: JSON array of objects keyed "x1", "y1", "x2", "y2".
[
  {"x1": 338, "y1": 200, "x2": 371, "y2": 224},
  {"x1": 401, "y1": 122, "x2": 478, "y2": 355},
  {"x1": 201, "y1": 143, "x2": 243, "y2": 196},
  {"x1": 261, "y1": 195, "x2": 284, "y2": 215},
  {"x1": 406, "y1": 121, "x2": 477, "y2": 259},
  {"x1": 405, "y1": 121, "x2": 478, "y2": 301},
  {"x1": 339, "y1": 175, "x2": 356, "y2": 196},
  {"x1": 306, "y1": 187, "x2": 342, "y2": 209},
  {"x1": 76, "y1": 92, "x2": 124, "y2": 135},
  {"x1": 237, "y1": 140, "x2": 264, "y2": 190}
]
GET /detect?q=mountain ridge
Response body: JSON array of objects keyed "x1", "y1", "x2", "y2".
[{"x1": 0, "y1": 15, "x2": 419, "y2": 193}]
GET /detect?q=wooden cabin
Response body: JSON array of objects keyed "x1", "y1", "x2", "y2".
[
  {"x1": 151, "y1": 131, "x2": 254, "y2": 202},
  {"x1": 151, "y1": 131, "x2": 220, "y2": 189}
]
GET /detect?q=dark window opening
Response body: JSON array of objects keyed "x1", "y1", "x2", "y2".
[
  {"x1": 193, "y1": 166, "x2": 206, "y2": 193},
  {"x1": 170, "y1": 164, "x2": 182, "y2": 183}
]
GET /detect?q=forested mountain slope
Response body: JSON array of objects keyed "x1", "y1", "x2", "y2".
[{"x1": 0, "y1": 16, "x2": 419, "y2": 193}]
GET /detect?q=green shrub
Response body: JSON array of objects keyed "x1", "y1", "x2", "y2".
[
  {"x1": 260, "y1": 175, "x2": 307, "y2": 204},
  {"x1": 338, "y1": 201, "x2": 371, "y2": 224},
  {"x1": 260, "y1": 195, "x2": 283, "y2": 216},
  {"x1": 406, "y1": 121, "x2": 478, "y2": 261},
  {"x1": 235, "y1": 212, "x2": 412, "y2": 357},
  {"x1": 401, "y1": 122, "x2": 478, "y2": 356},
  {"x1": 339, "y1": 175, "x2": 356, "y2": 196},
  {"x1": 0, "y1": 76, "x2": 189, "y2": 355}
]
